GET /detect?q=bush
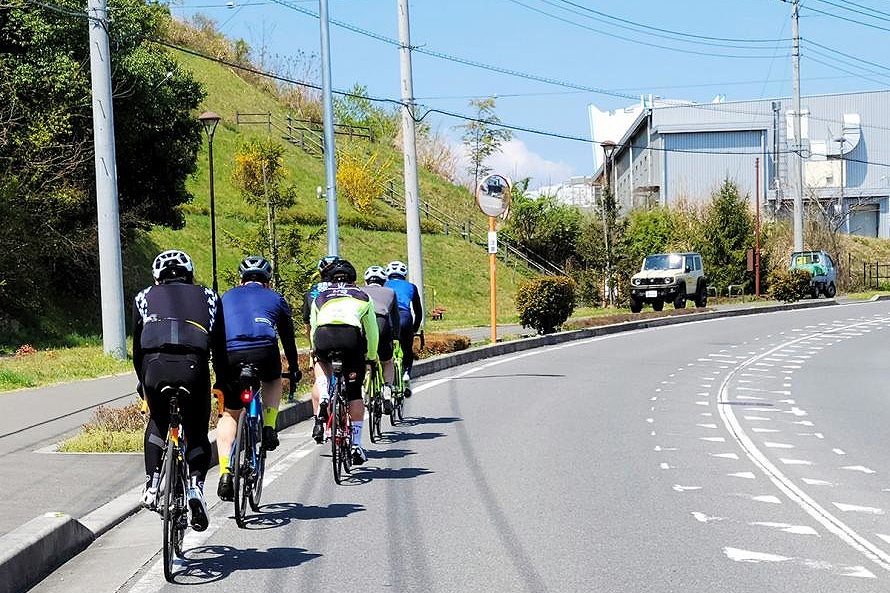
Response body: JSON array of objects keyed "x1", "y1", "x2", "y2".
[
  {"x1": 415, "y1": 332, "x2": 471, "y2": 358},
  {"x1": 515, "y1": 275, "x2": 577, "y2": 335},
  {"x1": 768, "y1": 268, "x2": 812, "y2": 303}
]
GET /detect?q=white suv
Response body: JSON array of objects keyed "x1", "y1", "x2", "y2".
[{"x1": 629, "y1": 252, "x2": 708, "y2": 313}]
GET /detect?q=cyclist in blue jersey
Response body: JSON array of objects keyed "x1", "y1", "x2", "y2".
[
  {"x1": 216, "y1": 255, "x2": 301, "y2": 501},
  {"x1": 384, "y1": 260, "x2": 423, "y2": 394}
]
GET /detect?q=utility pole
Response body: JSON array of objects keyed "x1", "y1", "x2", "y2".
[
  {"x1": 791, "y1": 0, "x2": 804, "y2": 251},
  {"x1": 397, "y1": 0, "x2": 425, "y2": 318},
  {"x1": 88, "y1": 0, "x2": 126, "y2": 359},
  {"x1": 319, "y1": 0, "x2": 339, "y2": 256}
]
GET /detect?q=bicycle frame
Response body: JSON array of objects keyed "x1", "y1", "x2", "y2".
[
  {"x1": 158, "y1": 385, "x2": 190, "y2": 583},
  {"x1": 326, "y1": 353, "x2": 352, "y2": 484},
  {"x1": 231, "y1": 365, "x2": 265, "y2": 528}
]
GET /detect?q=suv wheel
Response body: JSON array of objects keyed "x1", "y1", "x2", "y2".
[
  {"x1": 695, "y1": 283, "x2": 708, "y2": 308},
  {"x1": 673, "y1": 289, "x2": 686, "y2": 309},
  {"x1": 629, "y1": 296, "x2": 642, "y2": 313},
  {"x1": 824, "y1": 282, "x2": 837, "y2": 298},
  {"x1": 652, "y1": 299, "x2": 664, "y2": 312}
]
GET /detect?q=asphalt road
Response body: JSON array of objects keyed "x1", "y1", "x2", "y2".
[{"x1": 31, "y1": 300, "x2": 890, "y2": 591}]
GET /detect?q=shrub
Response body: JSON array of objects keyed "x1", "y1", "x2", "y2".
[
  {"x1": 768, "y1": 268, "x2": 812, "y2": 303},
  {"x1": 415, "y1": 333, "x2": 470, "y2": 359},
  {"x1": 515, "y1": 275, "x2": 577, "y2": 335}
]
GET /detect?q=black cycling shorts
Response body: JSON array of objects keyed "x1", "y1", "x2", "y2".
[
  {"x1": 225, "y1": 345, "x2": 281, "y2": 410},
  {"x1": 313, "y1": 325, "x2": 366, "y2": 401},
  {"x1": 375, "y1": 315, "x2": 393, "y2": 361}
]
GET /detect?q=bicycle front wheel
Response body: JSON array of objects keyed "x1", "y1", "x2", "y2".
[{"x1": 232, "y1": 412, "x2": 250, "y2": 528}]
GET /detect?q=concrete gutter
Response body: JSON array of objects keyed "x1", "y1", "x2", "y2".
[{"x1": 0, "y1": 297, "x2": 859, "y2": 592}]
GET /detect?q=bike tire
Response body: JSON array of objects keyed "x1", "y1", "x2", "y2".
[
  {"x1": 331, "y1": 387, "x2": 343, "y2": 484},
  {"x1": 342, "y1": 397, "x2": 353, "y2": 475},
  {"x1": 161, "y1": 443, "x2": 181, "y2": 582},
  {"x1": 396, "y1": 397, "x2": 404, "y2": 422},
  {"x1": 232, "y1": 412, "x2": 249, "y2": 528},
  {"x1": 367, "y1": 398, "x2": 379, "y2": 444},
  {"x1": 249, "y1": 419, "x2": 265, "y2": 512}
]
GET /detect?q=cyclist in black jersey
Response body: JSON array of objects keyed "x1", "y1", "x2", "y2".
[{"x1": 133, "y1": 250, "x2": 229, "y2": 532}]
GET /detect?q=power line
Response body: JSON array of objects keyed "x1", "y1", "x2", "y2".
[
  {"x1": 803, "y1": 2, "x2": 890, "y2": 33},
  {"x1": 808, "y1": 0, "x2": 890, "y2": 23}
]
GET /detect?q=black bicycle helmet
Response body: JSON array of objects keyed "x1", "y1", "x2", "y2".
[
  {"x1": 318, "y1": 255, "x2": 341, "y2": 282},
  {"x1": 239, "y1": 255, "x2": 273, "y2": 283},
  {"x1": 152, "y1": 249, "x2": 194, "y2": 283},
  {"x1": 326, "y1": 259, "x2": 357, "y2": 283}
]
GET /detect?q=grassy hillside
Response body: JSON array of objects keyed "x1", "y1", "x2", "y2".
[{"x1": 130, "y1": 49, "x2": 531, "y2": 329}]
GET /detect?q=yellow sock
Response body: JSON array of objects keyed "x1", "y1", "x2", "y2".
[
  {"x1": 264, "y1": 407, "x2": 279, "y2": 429},
  {"x1": 219, "y1": 454, "x2": 230, "y2": 475}
]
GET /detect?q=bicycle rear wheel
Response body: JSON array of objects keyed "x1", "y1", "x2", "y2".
[
  {"x1": 232, "y1": 412, "x2": 250, "y2": 528},
  {"x1": 248, "y1": 420, "x2": 265, "y2": 512},
  {"x1": 331, "y1": 388, "x2": 343, "y2": 484},
  {"x1": 162, "y1": 444, "x2": 184, "y2": 582},
  {"x1": 341, "y1": 401, "x2": 353, "y2": 475}
]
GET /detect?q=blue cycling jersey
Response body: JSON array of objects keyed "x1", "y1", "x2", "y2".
[
  {"x1": 222, "y1": 282, "x2": 293, "y2": 351},
  {"x1": 385, "y1": 278, "x2": 417, "y2": 314}
]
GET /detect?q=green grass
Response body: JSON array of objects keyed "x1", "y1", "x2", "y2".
[
  {"x1": 57, "y1": 429, "x2": 143, "y2": 453},
  {"x1": 0, "y1": 347, "x2": 133, "y2": 392}
]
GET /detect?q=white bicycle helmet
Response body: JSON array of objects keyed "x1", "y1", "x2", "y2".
[
  {"x1": 385, "y1": 260, "x2": 408, "y2": 279},
  {"x1": 239, "y1": 255, "x2": 273, "y2": 282},
  {"x1": 152, "y1": 250, "x2": 194, "y2": 282},
  {"x1": 364, "y1": 265, "x2": 387, "y2": 285}
]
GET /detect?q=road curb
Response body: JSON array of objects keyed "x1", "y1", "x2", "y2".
[{"x1": 0, "y1": 297, "x2": 844, "y2": 592}]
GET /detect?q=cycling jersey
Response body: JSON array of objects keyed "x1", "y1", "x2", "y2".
[
  {"x1": 221, "y1": 282, "x2": 299, "y2": 368},
  {"x1": 384, "y1": 277, "x2": 423, "y2": 333},
  {"x1": 302, "y1": 281, "x2": 331, "y2": 326},
  {"x1": 310, "y1": 283, "x2": 379, "y2": 362}
]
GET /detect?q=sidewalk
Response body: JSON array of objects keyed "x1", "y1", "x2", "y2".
[{"x1": 0, "y1": 297, "x2": 854, "y2": 592}]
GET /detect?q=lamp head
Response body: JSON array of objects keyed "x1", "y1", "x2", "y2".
[{"x1": 198, "y1": 111, "x2": 222, "y2": 139}]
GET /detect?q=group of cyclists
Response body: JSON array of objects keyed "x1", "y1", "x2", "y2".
[{"x1": 132, "y1": 249, "x2": 423, "y2": 533}]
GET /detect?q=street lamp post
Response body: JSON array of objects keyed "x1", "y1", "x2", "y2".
[
  {"x1": 601, "y1": 140, "x2": 617, "y2": 307},
  {"x1": 199, "y1": 111, "x2": 221, "y2": 293}
]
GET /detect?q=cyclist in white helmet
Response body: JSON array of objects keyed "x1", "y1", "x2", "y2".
[
  {"x1": 384, "y1": 260, "x2": 423, "y2": 393},
  {"x1": 361, "y1": 265, "x2": 400, "y2": 412}
]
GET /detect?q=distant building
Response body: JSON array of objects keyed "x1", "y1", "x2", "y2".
[
  {"x1": 589, "y1": 90, "x2": 890, "y2": 238},
  {"x1": 534, "y1": 177, "x2": 597, "y2": 209}
]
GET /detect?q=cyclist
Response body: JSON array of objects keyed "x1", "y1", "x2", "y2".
[
  {"x1": 309, "y1": 259, "x2": 379, "y2": 464},
  {"x1": 384, "y1": 260, "x2": 423, "y2": 394},
  {"x1": 303, "y1": 255, "x2": 339, "y2": 443},
  {"x1": 216, "y1": 255, "x2": 302, "y2": 501},
  {"x1": 133, "y1": 250, "x2": 229, "y2": 532},
  {"x1": 360, "y1": 265, "x2": 400, "y2": 413}
]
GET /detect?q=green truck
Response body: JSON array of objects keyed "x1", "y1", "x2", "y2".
[{"x1": 790, "y1": 250, "x2": 837, "y2": 298}]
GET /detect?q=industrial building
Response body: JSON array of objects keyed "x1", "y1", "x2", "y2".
[{"x1": 589, "y1": 90, "x2": 890, "y2": 238}]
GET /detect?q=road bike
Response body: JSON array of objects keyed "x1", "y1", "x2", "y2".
[
  {"x1": 156, "y1": 384, "x2": 191, "y2": 583},
  {"x1": 325, "y1": 350, "x2": 352, "y2": 484},
  {"x1": 389, "y1": 341, "x2": 406, "y2": 425},
  {"x1": 230, "y1": 365, "x2": 297, "y2": 528},
  {"x1": 363, "y1": 360, "x2": 384, "y2": 443}
]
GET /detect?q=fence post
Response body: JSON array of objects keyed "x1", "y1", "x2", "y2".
[
  {"x1": 267, "y1": 112, "x2": 271, "y2": 135},
  {"x1": 877, "y1": 261, "x2": 881, "y2": 289}
]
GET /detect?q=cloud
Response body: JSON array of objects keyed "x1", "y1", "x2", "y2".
[{"x1": 450, "y1": 137, "x2": 575, "y2": 192}]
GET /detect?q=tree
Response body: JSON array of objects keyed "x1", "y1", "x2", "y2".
[
  {"x1": 0, "y1": 0, "x2": 205, "y2": 338},
  {"x1": 456, "y1": 97, "x2": 512, "y2": 190},
  {"x1": 700, "y1": 180, "x2": 756, "y2": 293},
  {"x1": 502, "y1": 191, "x2": 582, "y2": 268}
]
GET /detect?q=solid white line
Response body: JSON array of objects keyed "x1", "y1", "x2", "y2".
[{"x1": 717, "y1": 316, "x2": 890, "y2": 572}]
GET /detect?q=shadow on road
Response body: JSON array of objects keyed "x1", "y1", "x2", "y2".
[
  {"x1": 224, "y1": 501, "x2": 365, "y2": 530},
  {"x1": 173, "y1": 544, "x2": 321, "y2": 583}
]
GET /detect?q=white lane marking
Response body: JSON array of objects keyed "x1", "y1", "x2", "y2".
[
  {"x1": 673, "y1": 485, "x2": 702, "y2": 492},
  {"x1": 718, "y1": 318, "x2": 890, "y2": 572},
  {"x1": 877, "y1": 534, "x2": 890, "y2": 545},
  {"x1": 723, "y1": 548, "x2": 876, "y2": 578},
  {"x1": 654, "y1": 446, "x2": 678, "y2": 451},
  {"x1": 787, "y1": 407, "x2": 808, "y2": 416},
  {"x1": 712, "y1": 452, "x2": 740, "y2": 460},
  {"x1": 692, "y1": 511, "x2": 726, "y2": 523},
  {"x1": 763, "y1": 442, "x2": 794, "y2": 449},
  {"x1": 833, "y1": 503, "x2": 884, "y2": 515},
  {"x1": 697, "y1": 423, "x2": 718, "y2": 429},
  {"x1": 779, "y1": 458, "x2": 813, "y2": 466},
  {"x1": 646, "y1": 418, "x2": 654, "y2": 424},
  {"x1": 843, "y1": 465, "x2": 876, "y2": 474},
  {"x1": 728, "y1": 472, "x2": 756, "y2": 479},
  {"x1": 834, "y1": 448, "x2": 847, "y2": 455},
  {"x1": 660, "y1": 462, "x2": 672, "y2": 470},
  {"x1": 801, "y1": 478, "x2": 834, "y2": 486},
  {"x1": 696, "y1": 401, "x2": 710, "y2": 406},
  {"x1": 744, "y1": 416, "x2": 772, "y2": 421},
  {"x1": 793, "y1": 420, "x2": 814, "y2": 426},
  {"x1": 751, "y1": 522, "x2": 819, "y2": 535},
  {"x1": 751, "y1": 428, "x2": 780, "y2": 433},
  {"x1": 751, "y1": 495, "x2": 783, "y2": 504},
  {"x1": 700, "y1": 437, "x2": 726, "y2": 442}
]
